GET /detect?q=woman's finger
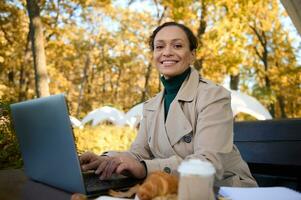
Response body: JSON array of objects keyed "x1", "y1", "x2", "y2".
[
  {"x1": 115, "y1": 162, "x2": 129, "y2": 175},
  {"x1": 116, "y1": 159, "x2": 146, "y2": 179},
  {"x1": 79, "y1": 152, "x2": 94, "y2": 164},
  {"x1": 82, "y1": 159, "x2": 101, "y2": 171},
  {"x1": 105, "y1": 157, "x2": 122, "y2": 179},
  {"x1": 101, "y1": 158, "x2": 117, "y2": 180},
  {"x1": 95, "y1": 159, "x2": 109, "y2": 175}
]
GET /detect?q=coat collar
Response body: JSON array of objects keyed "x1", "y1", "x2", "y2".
[
  {"x1": 144, "y1": 67, "x2": 200, "y2": 111},
  {"x1": 177, "y1": 67, "x2": 199, "y2": 101},
  {"x1": 144, "y1": 91, "x2": 164, "y2": 111}
]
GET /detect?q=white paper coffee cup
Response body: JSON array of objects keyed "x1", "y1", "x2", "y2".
[{"x1": 178, "y1": 159, "x2": 216, "y2": 200}]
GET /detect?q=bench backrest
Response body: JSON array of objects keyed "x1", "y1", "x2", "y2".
[{"x1": 233, "y1": 119, "x2": 301, "y2": 191}]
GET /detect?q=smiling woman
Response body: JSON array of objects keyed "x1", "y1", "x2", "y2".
[{"x1": 79, "y1": 22, "x2": 258, "y2": 189}]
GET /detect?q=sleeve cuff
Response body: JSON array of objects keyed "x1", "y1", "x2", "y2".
[
  {"x1": 140, "y1": 160, "x2": 148, "y2": 179},
  {"x1": 100, "y1": 151, "x2": 120, "y2": 157},
  {"x1": 143, "y1": 155, "x2": 182, "y2": 175}
]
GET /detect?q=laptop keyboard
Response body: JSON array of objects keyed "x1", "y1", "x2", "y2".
[
  {"x1": 85, "y1": 175, "x2": 112, "y2": 190},
  {"x1": 83, "y1": 172, "x2": 142, "y2": 193}
]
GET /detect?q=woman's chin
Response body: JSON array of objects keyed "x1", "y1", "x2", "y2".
[
  {"x1": 161, "y1": 73, "x2": 177, "y2": 79},
  {"x1": 159, "y1": 69, "x2": 177, "y2": 78}
]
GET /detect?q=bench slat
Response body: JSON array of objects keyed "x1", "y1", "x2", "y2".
[{"x1": 234, "y1": 119, "x2": 301, "y2": 141}]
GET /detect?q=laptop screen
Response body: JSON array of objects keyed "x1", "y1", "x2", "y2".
[{"x1": 10, "y1": 94, "x2": 86, "y2": 194}]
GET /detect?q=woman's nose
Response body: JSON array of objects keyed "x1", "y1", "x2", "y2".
[{"x1": 162, "y1": 46, "x2": 173, "y2": 56}]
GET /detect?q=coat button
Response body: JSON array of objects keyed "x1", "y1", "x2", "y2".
[
  {"x1": 163, "y1": 167, "x2": 171, "y2": 174},
  {"x1": 183, "y1": 134, "x2": 192, "y2": 143}
]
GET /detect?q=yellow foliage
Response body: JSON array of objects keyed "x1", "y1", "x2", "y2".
[
  {"x1": 0, "y1": 0, "x2": 300, "y2": 120},
  {"x1": 73, "y1": 125, "x2": 137, "y2": 155}
]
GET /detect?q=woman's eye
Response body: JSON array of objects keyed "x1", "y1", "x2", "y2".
[
  {"x1": 174, "y1": 44, "x2": 183, "y2": 48},
  {"x1": 155, "y1": 45, "x2": 163, "y2": 49}
]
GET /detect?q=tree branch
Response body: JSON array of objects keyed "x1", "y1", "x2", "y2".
[
  {"x1": 249, "y1": 24, "x2": 266, "y2": 49},
  {"x1": 254, "y1": 46, "x2": 263, "y2": 61},
  {"x1": 0, "y1": 23, "x2": 13, "y2": 45}
]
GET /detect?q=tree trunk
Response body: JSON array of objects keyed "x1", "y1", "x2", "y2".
[
  {"x1": 277, "y1": 95, "x2": 287, "y2": 118},
  {"x1": 141, "y1": 63, "x2": 152, "y2": 102},
  {"x1": 195, "y1": 0, "x2": 208, "y2": 72},
  {"x1": 19, "y1": 32, "x2": 32, "y2": 101},
  {"x1": 114, "y1": 68, "x2": 122, "y2": 100},
  {"x1": 26, "y1": 0, "x2": 50, "y2": 97},
  {"x1": 76, "y1": 56, "x2": 90, "y2": 117},
  {"x1": 102, "y1": 71, "x2": 106, "y2": 93},
  {"x1": 8, "y1": 71, "x2": 14, "y2": 86},
  {"x1": 87, "y1": 66, "x2": 94, "y2": 94},
  {"x1": 230, "y1": 74, "x2": 240, "y2": 90}
]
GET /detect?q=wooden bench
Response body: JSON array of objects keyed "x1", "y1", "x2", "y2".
[{"x1": 233, "y1": 119, "x2": 301, "y2": 191}]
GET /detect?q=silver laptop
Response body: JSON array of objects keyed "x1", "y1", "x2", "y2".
[{"x1": 10, "y1": 94, "x2": 141, "y2": 196}]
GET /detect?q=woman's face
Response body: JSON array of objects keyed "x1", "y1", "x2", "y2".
[{"x1": 153, "y1": 26, "x2": 195, "y2": 79}]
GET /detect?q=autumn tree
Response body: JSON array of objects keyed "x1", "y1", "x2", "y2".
[
  {"x1": 239, "y1": 0, "x2": 300, "y2": 118},
  {"x1": 26, "y1": 0, "x2": 50, "y2": 97}
]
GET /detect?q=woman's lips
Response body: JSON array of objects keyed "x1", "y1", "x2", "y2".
[{"x1": 161, "y1": 60, "x2": 179, "y2": 66}]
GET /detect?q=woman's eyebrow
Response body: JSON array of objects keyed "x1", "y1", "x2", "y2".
[
  {"x1": 155, "y1": 38, "x2": 184, "y2": 43},
  {"x1": 154, "y1": 40, "x2": 165, "y2": 44},
  {"x1": 171, "y1": 39, "x2": 184, "y2": 42}
]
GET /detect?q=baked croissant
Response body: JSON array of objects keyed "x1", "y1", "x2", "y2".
[
  {"x1": 137, "y1": 171, "x2": 178, "y2": 200},
  {"x1": 70, "y1": 193, "x2": 87, "y2": 200}
]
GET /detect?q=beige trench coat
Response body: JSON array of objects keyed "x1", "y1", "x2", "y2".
[{"x1": 112, "y1": 67, "x2": 257, "y2": 187}]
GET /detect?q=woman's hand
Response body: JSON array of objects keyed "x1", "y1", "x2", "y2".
[
  {"x1": 79, "y1": 151, "x2": 146, "y2": 180},
  {"x1": 98, "y1": 155, "x2": 146, "y2": 180},
  {"x1": 79, "y1": 151, "x2": 109, "y2": 172}
]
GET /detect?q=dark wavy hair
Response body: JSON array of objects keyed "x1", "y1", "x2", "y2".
[{"x1": 149, "y1": 22, "x2": 198, "y2": 51}]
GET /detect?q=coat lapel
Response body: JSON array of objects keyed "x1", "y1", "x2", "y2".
[
  {"x1": 145, "y1": 92, "x2": 177, "y2": 157},
  {"x1": 149, "y1": 102, "x2": 177, "y2": 157},
  {"x1": 165, "y1": 101, "x2": 192, "y2": 146},
  {"x1": 165, "y1": 68, "x2": 200, "y2": 146}
]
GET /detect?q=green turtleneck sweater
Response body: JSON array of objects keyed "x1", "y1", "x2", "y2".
[{"x1": 160, "y1": 67, "x2": 191, "y2": 120}]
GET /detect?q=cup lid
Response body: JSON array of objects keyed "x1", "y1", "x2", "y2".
[{"x1": 178, "y1": 159, "x2": 216, "y2": 176}]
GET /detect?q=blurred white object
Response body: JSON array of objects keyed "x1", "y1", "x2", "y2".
[
  {"x1": 69, "y1": 116, "x2": 83, "y2": 129},
  {"x1": 78, "y1": 89, "x2": 272, "y2": 128},
  {"x1": 125, "y1": 103, "x2": 143, "y2": 128},
  {"x1": 230, "y1": 90, "x2": 272, "y2": 120},
  {"x1": 81, "y1": 106, "x2": 126, "y2": 126},
  {"x1": 81, "y1": 104, "x2": 144, "y2": 128}
]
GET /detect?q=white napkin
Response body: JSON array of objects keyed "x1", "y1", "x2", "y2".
[
  {"x1": 95, "y1": 196, "x2": 133, "y2": 200},
  {"x1": 219, "y1": 187, "x2": 301, "y2": 200},
  {"x1": 95, "y1": 194, "x2": 139, "y2": 200}
]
